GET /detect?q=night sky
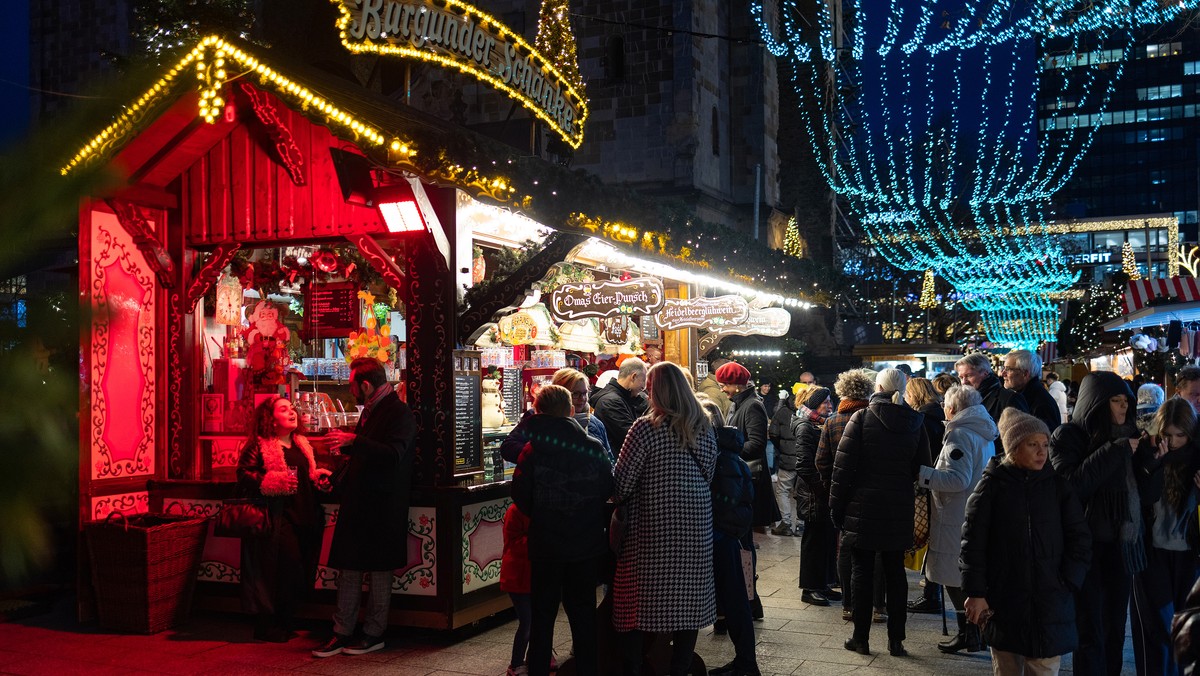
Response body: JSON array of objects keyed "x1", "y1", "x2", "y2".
[{"x1": 0, "y1": 0, "x2": 30, "y2": 150}]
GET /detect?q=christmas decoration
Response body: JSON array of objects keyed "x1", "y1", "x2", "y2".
[
  {"x1": 1122, "y1": 241, "x2": 1142, "y2": 279},
  {"x1": 918, "y1": 270, "x2": 936, "y2": 310},
  {"x1": 783, "y1": 217, "x2": 803, "y2": 258},
  {"x1": 345, "y1": 291, "x2": 392, "y2": 364},
  {"x1": 534, "y1": 0, "x2": 585, "y2": 92}
]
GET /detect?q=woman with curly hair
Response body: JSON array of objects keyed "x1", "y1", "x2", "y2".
[{"x1": 236, "y1": 395, "x2": 331, "y2": 642}]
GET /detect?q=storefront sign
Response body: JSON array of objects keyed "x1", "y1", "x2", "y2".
[
  {"x1": 303, "y1": 281, "x2": 359, "y2": 339},
  {"x1": 332, "y1": 0, "x2": 587, "y2": 149},
  {"x1": 655, "y1": 296, "x2": 750, "y2": 331},
  {"x1": 549, "y1": 278, "x2": 665, "y2": 320},
  {"x1": 601, "y1": 316, "x2": 629, "y2": 344},
  {"x1": 710, "y1": 307, "x2": 792, "y2": 338},
  {"x1": 1065, "y1": 252, "x2": 1112, "y2": 265}
]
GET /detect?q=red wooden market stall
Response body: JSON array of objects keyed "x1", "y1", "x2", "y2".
[{"x1": 64, "y1": 29, "x2": 818, "y2": 631}]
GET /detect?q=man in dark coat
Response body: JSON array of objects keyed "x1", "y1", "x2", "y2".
[
  {"x1": 956, "y1": 352, "x2": 1028, "y2": 455},
  {"x1": 718, "y1": 360, "x2": 775, "y2": 621},
  {"x1": 313, "y1": 358, "x2": 416, "y2": 658},
  {"x1": 590, "y1": 357, "x2": 647, "y2": 453},
  {"x1": 1002, "y1": 349, "x2": 1060, "y2": 434},
  {"x1": 512, "y1": 385, "x2": 613, "y2": 676}
]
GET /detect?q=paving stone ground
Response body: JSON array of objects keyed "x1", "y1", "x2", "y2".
[{"x1": 0, "y1": 531, "x2": 1135, "y2": 675}]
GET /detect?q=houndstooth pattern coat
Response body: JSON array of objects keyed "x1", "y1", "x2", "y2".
[{"x1": 612, "y1": 417, "x2": 719, "y2": 632}]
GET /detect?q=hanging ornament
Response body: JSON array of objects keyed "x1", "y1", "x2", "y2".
[
  {"x1": 1122, "y1": 242, "x2": 1141, "y2": 279},
  {"x1": 215, "y1": 273, "x2": 244, "y2": 326},
  {"x1": 918, "y1": 270, "x2": 937, "y2": 310},
  {"x1": 312, "y1": 248, "x2": 341, "y2": 274}
]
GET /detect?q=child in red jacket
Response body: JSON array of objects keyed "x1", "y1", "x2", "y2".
[{"x1": 502, "y1": 502, "x2": 532, "y2": 676}]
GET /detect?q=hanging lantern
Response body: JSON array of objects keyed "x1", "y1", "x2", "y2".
[{"x1": 215, "y1": 273, "x2": 244, "y2": 326}]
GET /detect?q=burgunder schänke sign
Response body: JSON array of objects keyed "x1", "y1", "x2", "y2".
[{"x1": 332, "y1": 0, "x2": 587, "y2": 149}]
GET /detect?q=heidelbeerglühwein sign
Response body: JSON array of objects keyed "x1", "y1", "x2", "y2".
[
  {"x1": 332, "y1": 0, "x2": 587, "y2": 149},
  {"x1": 655, "y1": 296, "x2": 750, "y2": 331},
  {"x1": 549, "y1": 278, "x2": 665, "y2": 321}
]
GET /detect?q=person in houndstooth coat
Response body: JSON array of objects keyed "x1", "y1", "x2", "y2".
[{"x1": 612, "y1": 361, "x2": 719, "y2": 676}]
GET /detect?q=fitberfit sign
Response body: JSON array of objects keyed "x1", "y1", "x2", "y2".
[{"x1": 549, "y1": 278, "x2": 665, "y2": 321}]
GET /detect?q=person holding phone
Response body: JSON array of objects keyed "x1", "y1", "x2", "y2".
[{"x1": 961, "y1": 409, "x2": 1091, "y2": 675}]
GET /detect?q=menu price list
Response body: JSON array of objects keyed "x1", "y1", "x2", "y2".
[
  {"x1": 454, "y1": 373, "x2": 482, "y2": 473},
  {"x1": 304, "y1": 282, "x2": 358, "y2": 338},
  {"x1": 502, "y1": 368, "x2": 522, "y2": 424}
]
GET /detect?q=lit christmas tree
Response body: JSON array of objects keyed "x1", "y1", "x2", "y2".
[
  {"x1": 1122, "y1": 241, "x2": 1141, "y2": 279},
  {"x1": 131, "y1": 0, "x2": 254, "y2": 62},
  {"x1": 783, "y1": 217, "x2": 803, "y2": 257},
  {"x1": 919, "y1": 270, "x2": 936, "y2": 309},
  {"x1": 535, "y1": 0, "x2": 584, "y2": 92}
]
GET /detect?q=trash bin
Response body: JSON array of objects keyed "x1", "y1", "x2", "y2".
[{"x1": 85, "y1": 512, "x2": 209, "y2": 633}]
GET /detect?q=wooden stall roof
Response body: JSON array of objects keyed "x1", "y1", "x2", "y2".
[{"x1": 63, "y1": 35, "x2": 829, "y2": 303}]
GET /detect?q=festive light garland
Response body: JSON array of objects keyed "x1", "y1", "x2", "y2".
[{"x1": 754, "y1": 0, "x2": 1146, "y2": 347}]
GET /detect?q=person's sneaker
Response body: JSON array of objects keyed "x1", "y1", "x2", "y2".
[
  {"x1": 872, "y1": 608, "x2": 888, "y2": 623},
  {"x1": 801, "y1": 590, "x2": 830, "y2": 606},
  {"x1": 506, "y1": 666, "x2": 529, "y2": 676},
  {"x1": 841, "y1": 608, "x2": 852, "y2": 621},
  {"x1": 312, "y1": 633, "x2": 354, "y2": 658},
  {"x1": 907, "y1": 596, "x2": 941, "y2": 614},
  {"x1": 770, "y1": 523, "x2": 793, "y2": 536},
  {"x1": 343, "y1": 635, "x2": 385, "y2": 655}
]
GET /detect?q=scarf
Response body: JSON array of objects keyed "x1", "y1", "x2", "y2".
[
  {"x1": 257, "y1": 434, "x2": 318, "y2": 496},
  {"x1": 799, "y1": 405, "x2": 828, "y2": 425},
  {"x1": 838, "y1": 399, "x2": 868, "y2": 415},
  {"x1": 1102, "y1": 423, "x2": 1146, "y2": 574}
]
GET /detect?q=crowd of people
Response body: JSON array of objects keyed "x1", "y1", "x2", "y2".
[{"x1": 229, "y1": 352, "x2": 1200, "y2": 676}]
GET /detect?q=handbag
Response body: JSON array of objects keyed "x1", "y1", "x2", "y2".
[
  {"x1": 904, "y1": 487, "x2": 932, "y2": 571},
  {"x1": 214, "y1": 498, "x2": 271, "y2": 538}
]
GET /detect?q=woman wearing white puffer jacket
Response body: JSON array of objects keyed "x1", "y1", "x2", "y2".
[{"x1": 917, "y1": 384, "x2": 996, "y2": 655}]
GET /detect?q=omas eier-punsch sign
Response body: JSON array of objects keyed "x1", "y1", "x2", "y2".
[
  {"x1": 332, "y1": 0, "x2": 588, "y2": 149},
  {"x1": 550, "y1": 278, "x2": 665, "y2": 321}
]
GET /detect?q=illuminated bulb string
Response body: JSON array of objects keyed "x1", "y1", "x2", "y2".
[{"x1": 754, "y1": 0, "x2": 1139, "y2": 347}]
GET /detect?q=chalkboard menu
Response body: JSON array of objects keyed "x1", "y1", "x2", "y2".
[
  {"x1": 303, "y1": 282, "x2": 358, "y2": 339},
  {"x1": 502, "y1": 367, "x2": 522, "y2": 423},
  {"x1": 453, "y1": 350, "x2": 483, "y2": 475}
]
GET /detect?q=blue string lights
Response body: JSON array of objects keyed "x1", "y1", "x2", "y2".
[{"x1": 752, "y1": 0, "x2": 1176, "y2": 349}]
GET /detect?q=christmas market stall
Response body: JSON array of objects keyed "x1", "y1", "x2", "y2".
[{"x1": 65, "y1": 17, "x2": 824, "y2": 630}]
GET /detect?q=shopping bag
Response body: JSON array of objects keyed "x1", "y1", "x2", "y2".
[
  {"x1": 904, "y1": 543, "x2": 928, "y2": 572},
  {"x1": 740, "y1": 545, "x2": 755, "y2": 600}
]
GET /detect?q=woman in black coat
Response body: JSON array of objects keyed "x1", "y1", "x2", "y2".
[
  {"x1": 904, "y1": 377, "x2": 947, "y2": 612},
  {"x1": 830, "y1": 369, "x2": 932, "y2": 657},
  {"x1": 792, "y1": 387, "x2": 836, "y2": 605},
  {"x1": 236, "y1": 396, "x2": 330, "y2": 642},
  {"x1": 768, "y1": 392, "x2": 800, "y2": 536},
  {"x1": 962, "y1": 409, "x2": 1091, "y2": 673},
  {"x1": 1049, "y1": 371, "x2": 1148, "y2": 676}
]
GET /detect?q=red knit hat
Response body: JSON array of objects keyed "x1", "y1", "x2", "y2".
[{"x1": 714, "y1": 361, "x2": 751, "y2": 386}]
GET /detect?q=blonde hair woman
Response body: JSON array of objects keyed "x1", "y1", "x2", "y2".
[{"x1": 612, "y1": 361, "x2": 719, "y2": 675}]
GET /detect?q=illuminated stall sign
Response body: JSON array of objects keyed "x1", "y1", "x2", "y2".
[
  {"x1": 698, "y1": 307, "x2": 792, "y2": 354},
  {"x1": 655, "y1": 296, "x2": 750, "y2": 331},
  {"x1": 549, "y1": 278, "x2": 665, "y2": 321},
  {"x1": 332, "y1": 0, "x2": 588, "y2": 149}
]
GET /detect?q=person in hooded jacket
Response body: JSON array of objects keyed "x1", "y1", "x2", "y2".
[
  {"x1": 698, "y1": 396, "x2": 760, "y2": 676},
  {"x1": 915, "y1": 385, "x2": 996, "y2": 654},
  {"x1": 1049, "y1": 371, "x2": 1150, "y2": 676},
  {"x1": 961, "y1": 408, "x2": 1091, "y2": 675},
  {"x1": 1131, "y1": 398, "x2": 1200, "y2": 676},
  {"x1": 830, "y1": 368, "x2": 933, "y2": 657},
  {"x1": 1045, "y1": 373, "x2": 1069, "y2": 425},
  {"x1": 793, "y1": 387, "x2": 837, "y2": 605},
  {"x1": 768, "y1": 386, "x2": 800, "y2": 536}
]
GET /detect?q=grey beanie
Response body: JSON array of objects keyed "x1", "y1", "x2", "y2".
[{"x1": 998, "y1": 408, "x2": 1050, "y2": 457}]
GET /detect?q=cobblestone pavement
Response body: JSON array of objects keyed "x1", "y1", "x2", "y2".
[{"x1": 0, "y1": 531, "x2": 1135, "y2": 675}]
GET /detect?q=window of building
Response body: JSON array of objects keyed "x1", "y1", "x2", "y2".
[
  {"x1": 1097, "y1": 232, "x2": 1124, "y2": 250},
  {"x1": 1128, "y1": 231, "x2": 1147, "y2": 252},
  {"x1": 1185, "y1": 61, "x2": 1200, "y2": 76},
  {"x1": 604, "y1": 35, "x2": 625, "y2": 83}
]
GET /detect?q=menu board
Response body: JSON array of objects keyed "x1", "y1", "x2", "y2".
[
  {"x1": 453, "y1": 350, "x2": 483, "y2": 475},
  {"x1": 303, "y1": 282, "x2": 358, "y2": 339},
  {"x1": 502, "y1": 367, "x2": 522, "y2": 423}
]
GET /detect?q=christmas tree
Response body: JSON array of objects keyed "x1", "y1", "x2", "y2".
[
  {"x1": 1121, "y1": 241, "x2": 1141, "y2": 280},
  {"x1": 535, "y1": 0, "x2": 584, "y2": 92},
  {"x1": 783, "y1": 217, "x2": 803, "y2": 257}
]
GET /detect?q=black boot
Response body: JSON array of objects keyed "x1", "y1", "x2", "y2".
[{"x1": 938, "y1": 613, "x2": 982, "y2": 654}]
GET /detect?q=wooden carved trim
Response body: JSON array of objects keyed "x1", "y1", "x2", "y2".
[
  {"x1": 186, "y1": 242, "x2": 241, "y2": 313},
  {"x1": 239, "y1": 82, "x2": 306, "y2": 186},
  {"x1": 350, "y1": 234, "x2": 406, "y2": 289},
  {"x1": 458, "y1": 232, "x2": 584, "y2": 342},
  {"x1": 106, "y1": 199, "x2": 175, "y2": 289}
]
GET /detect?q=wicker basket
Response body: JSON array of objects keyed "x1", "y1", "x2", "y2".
[{"x1": 86, "y1": 513, "x2": 209, "y2": 634}]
